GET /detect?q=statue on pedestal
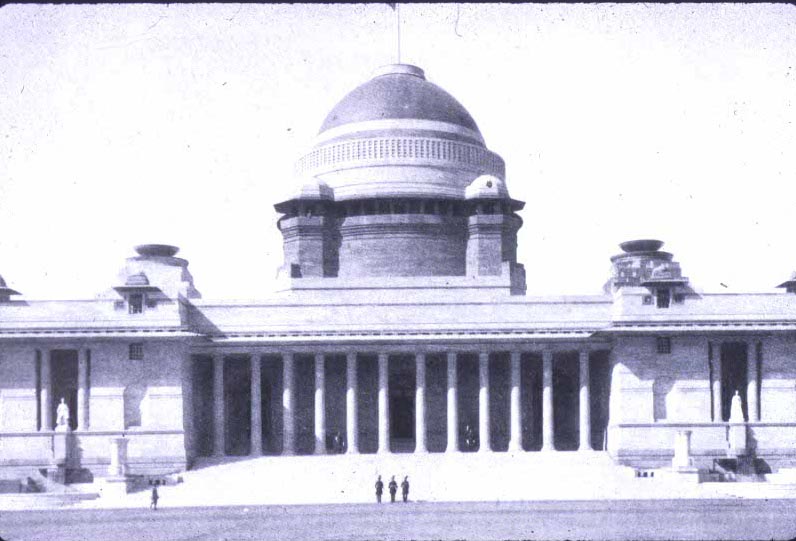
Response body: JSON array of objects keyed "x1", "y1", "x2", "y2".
[
  {"x1": 730, "y1": 390, "x2": 744, "y2": 423},
  {"x1": 56, "y1": 397, "x2": 70, "y2": 430}
]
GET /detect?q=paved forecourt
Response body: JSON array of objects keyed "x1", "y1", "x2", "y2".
[{"x1": 3, "y1": 499, "x2": 796, "y2": 541}]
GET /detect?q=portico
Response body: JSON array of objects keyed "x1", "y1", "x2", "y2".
[{"x1": 190, "y1": 346, "x2": 612, "y2": 459}]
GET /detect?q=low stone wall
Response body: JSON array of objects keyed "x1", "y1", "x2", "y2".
[
  {"x1": 0, "y1": 430, "x2": 187, "y2": 476},
  {"x1": 608, "y1": 422, "x2": 796, "y2": 469}
]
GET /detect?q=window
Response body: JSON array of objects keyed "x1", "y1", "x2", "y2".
[
  {"x1": 656, "y1": 288, "x2": 670, "y2": 309},
  {"x1": 129, "y1": 343, "x2": 144, "y2": 360},
  {"x1": 642, "y1": 295, "x2": 653, "y2": 305},
  {"x1": 128, "y1": 293, "x2": 144, "y2": 314},
  {"x1": 656, "y1": 337, "x2": 671, "y2": 354}
]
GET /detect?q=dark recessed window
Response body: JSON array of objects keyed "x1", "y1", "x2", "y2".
[
  {"x1": 656, "y1": 288, "x2": 671, "y2": 309},
  {"x1": 128, "y1": 293, "x2": 144, "y2": 314},
  {"x1": 129, "y1": 343, "x2": 144, "y2": 360},
  {"x1": 643, "y1": 295, "x2": 653, "y2": 305},
  {"x1": 656, "y1": 337, "x2": 671, "y2": 354}
]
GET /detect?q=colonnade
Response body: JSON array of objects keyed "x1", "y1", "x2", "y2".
[{"x1": 207, "y1": 349, "x2": 597, "y2": 457}]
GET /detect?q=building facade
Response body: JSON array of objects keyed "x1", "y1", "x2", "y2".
[{"x1": 2, "y1": 64, "x2": 796, "y2": 478}]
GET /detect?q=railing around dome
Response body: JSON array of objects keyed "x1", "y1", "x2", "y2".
[{"x1": 295, "y1": 136, "x2": 505, "y2": 177}]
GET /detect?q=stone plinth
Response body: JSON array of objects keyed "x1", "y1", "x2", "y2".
[
  {"x1": 672, "y1": 430, "x2": 699, "y2": 475},
  {"x1": 108, "y1": 437, "x2": 129, "y2": 477},
  {"x1": 728, "y1": 424, "x2": 747, "y2": 457}
]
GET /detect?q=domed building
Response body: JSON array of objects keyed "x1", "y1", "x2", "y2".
[
  {"x1": 275, "y1": 64, "x2": 525, "y2": 285},
  {"x1": 1, "y1": 64, "x2": 796, "y2": 503}
]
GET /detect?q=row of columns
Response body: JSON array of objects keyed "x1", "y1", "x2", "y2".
[
  {"x1": 210, "y1": 350, "x2": 595, "y2": 457},
  {"x1": 37, "y1": 349, "x2": 90, "y2": 431}
]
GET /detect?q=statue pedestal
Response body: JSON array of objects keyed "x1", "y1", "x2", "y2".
[
  {"x1": 667, "y1": 430, "x2": 700, "y2": 483},
  {"x1": 728, "y1": 423, "x2": 747, "y2": 458},
  {"x1": 672, "y1": 430, "x2": 698, "y2": 472},
  {"x1": 107, "y1": 437, "x2": 129, "y2": 477}
]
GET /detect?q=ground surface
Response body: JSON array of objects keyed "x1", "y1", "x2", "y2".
[{"x1": 2, "y1": 499, "x2": 796, "y2": 541}]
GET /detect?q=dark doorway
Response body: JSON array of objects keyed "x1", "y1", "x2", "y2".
[
  {"x1": 553, "y1": 352, "x2": 579, "y2": 451},
  {"x1": 224, "y1": 357, "x2": 251, "y2": 456},
  {"x1": 589, "y1": 351, "x2": 611, "y2": 450},
  {"x1": 488, "y1": 353, "x2": 510, "y2": 452},
  {"x1": 721, "y1": 342, "x2": 748, "y2": 422},
  {"x1": 262, "y1": 355, "x2": 282, "y2": 455},
  {"x1": 357, "y1": 355, "x2": 378, "y2": 454},
  {"x1": 50, "y1": 350, "x2": 78, "y2": 431},
  {"x1": 192, "y1": 356, "x2": 214, "y2": 457},
  {"x1": 456, "y1": 354, "x2": 479, "y2": 452},
  {"x1": 522, "y1": 353, "x2": 542, "y2": 451},
  {"x1": 294, "y1": 355, "x2": 315, "y2": 455},
  {"x1": 389, "y1": 355, "x2": 415, "y2": 452}
]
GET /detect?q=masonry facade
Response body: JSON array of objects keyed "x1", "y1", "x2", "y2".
[{"x1": 1, "y1": 64, "x2": 796, "y2": 477}]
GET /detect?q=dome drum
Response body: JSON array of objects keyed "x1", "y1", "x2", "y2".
[
  {"x1": 337, "y1": 215, "x2": 468, "y2": 278},
  {"x1": 296, "y1": 135, "x2": 506, "y2": 182}
]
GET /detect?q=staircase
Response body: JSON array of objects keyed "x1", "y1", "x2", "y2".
[{"x1": 144, "y1": 451, "x2": 639, "y2": 507}]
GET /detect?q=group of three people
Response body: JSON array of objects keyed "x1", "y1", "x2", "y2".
[{"x1": 374, "y1": 475, "x2": 409, "y2": 503}]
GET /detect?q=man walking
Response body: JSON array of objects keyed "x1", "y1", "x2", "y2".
[
  {"x1": 375, "y1": 475, "x2": 384, "y2": 503},
  {"x1": 388, "y1": 475, "x2": 398, "y2": 503},
  {"x1": 150, "y1": 480, "x2": 160, "y2": 511},
  {"x1": 401, "y1": 476, "x2": 410, "y2": 502}
]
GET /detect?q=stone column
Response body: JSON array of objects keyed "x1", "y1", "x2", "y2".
[
  {"x1": 250, "y1": 354, "x2": 263, "y2": 456},
  {"x1": 213, "y1": 356, "x2": 225, "y2": 457},
  {"x1": 446, "y1": 352, "x2": 458, "y2": 453},
  {"x1": 378, "y1": 353, "x2": 390, "y2": 453},
  {"x1": 579, "y1": 350, "x2": 592, "y2": 451},
  {"x1": 40, "y1": 350, "x2": 52, "y2": 431},
  {"x1": 478, "y1": 352, "x2": 491, "y2": 453},
  {"x1": 77, "y1": 349, "x2": 89, "y2": 431},
  {"x1": 711, "y1": 343, "x2": 722, "y2": 422},
  {"x1": 415, "y1": 353, "x2": 427, "y2": 453},
  {"x1": 509, "y1": 351, "x2": 522, "y2": 452},
  {"x1": 542, "y1": 350, "x2": 555, "y2": 451},
  {"x1": 314, "y1": 354, "x2": 326, "y2": 455},
  {"x1": 282, "y1": 353, "x2": 295, "y2": 455},
  {"x1": 747, "y1": 341, "x2": 760, "y2": 422},
  {"x1": 346, "y1": 353, "x2": 358, "y2": 454}
]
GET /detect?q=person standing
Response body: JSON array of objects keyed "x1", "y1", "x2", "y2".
[
  {"x1": 375, "y1": 475, "x2": 384, "y2": 503},
  {"x1": 388, "y1": 476, "x2": 398, "y2": 503},
  {"x1": 401, "y1": 476, "x2": 410, "y2": 503},
  {"x1": 150, "y1": 480, "x2": 160, "y2": 511}
]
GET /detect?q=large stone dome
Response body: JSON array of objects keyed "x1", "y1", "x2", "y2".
[
  {"x1": 319, "y1": 64, "x2": 481, "y2": 141},
  {"x1": 295, "y1": 64, "x2": 505, "y2": 200}
]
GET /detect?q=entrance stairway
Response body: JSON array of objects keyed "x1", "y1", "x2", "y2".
[{"x1": 150, "y1": 452, "x2": 643, "y2": 506}]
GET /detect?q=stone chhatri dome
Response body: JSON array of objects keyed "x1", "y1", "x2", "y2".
[
  {"x1": 319, "y1": 64, "x2": 481, "y2": 139},
  {"x1": 295, "y1": 64, "x2": 506, "y2": 201}
]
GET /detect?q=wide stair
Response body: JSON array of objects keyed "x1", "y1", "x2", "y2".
[{"x1": 140, "y1": 452, "x2": 648, "y2": 507}]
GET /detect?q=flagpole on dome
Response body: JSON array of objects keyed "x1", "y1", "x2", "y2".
[{"x1": 387, "y1": 3, "x2": 401, "y2": 64}]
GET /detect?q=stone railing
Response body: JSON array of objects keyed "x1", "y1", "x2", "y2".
[{"x1": 296, "y1": 136, "x2": 505, "y2": 177}]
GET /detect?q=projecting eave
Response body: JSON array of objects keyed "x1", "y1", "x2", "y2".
[
  {"x1": 0, "y1": 328, "x2": 200, "y2": 339},
  {"x1": 601, "y1": 320, "x2": 796, "y2": 335},
  {"x1": 201, "y1": 326, "x2": 609, "y2": 346}
]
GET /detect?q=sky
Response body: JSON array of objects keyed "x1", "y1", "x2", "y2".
[{"x1": 0, "y1": 3, "x2": 794, "y2": 300}]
